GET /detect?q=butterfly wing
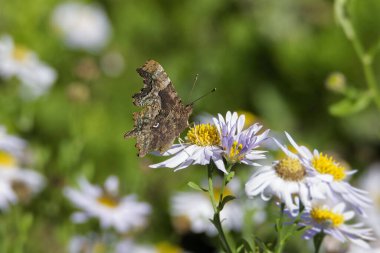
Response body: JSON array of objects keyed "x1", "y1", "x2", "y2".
[{"x1": 124, "y1": 60, "x2": 193, "y2": 157}]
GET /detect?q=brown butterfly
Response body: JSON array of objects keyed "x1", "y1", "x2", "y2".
[{"x1": 124, "y1": 60, "x2": 193, "y2": 157}]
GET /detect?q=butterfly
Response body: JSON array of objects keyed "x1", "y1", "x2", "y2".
[{"x1": 124, "y1": 60, "x2": 193, "y2": 157}]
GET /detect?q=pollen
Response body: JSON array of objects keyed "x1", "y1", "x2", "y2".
[
  {"x1": 97, "y1": 195, "x2": 118, "y2": 208},
  {"x1": 275, "y1": 156, "x2": 306, "y2": 181},
  {"x1": 227, "y1": 141, "x2": 244, "y2": 162},
  {"x1": 187, "y1": 124, "x2": 220, "y2": 146},
  {"x1": 310, "y1": 207, "x2": 344, "y2": 227},
  {"x1": 312, "y1": 153, "x2": 346, "y2": 181},
  {"x1": 0, "y1": 151, "x2": 17, "y2": 167}
]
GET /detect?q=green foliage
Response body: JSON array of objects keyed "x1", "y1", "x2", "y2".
[{"x1": 0, "y1": 0, "x2": 379, "y2": 252}]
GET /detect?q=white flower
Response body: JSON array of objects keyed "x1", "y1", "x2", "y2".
[
  {"x1": 150, "y1": 111, "x2": 269, "y2": 174},
  {"x1": 359, "y1": 163, "x2": 380, "y2": 236},
  {"x1": 0, "y1": 35, "x2": 57, "y2": 98},
  {"x1": 298, "y1": 203, "x2": 375, "y2": 249},
  {"x1": 51, "y1": 2, "x2": 111, "y2": 51},
  {"x1": 0, "y1": 127, "x2": 45, "y2": 210},
  {"x1": 245, "y1": 135, "x2": 326, "y2": 216},
  {"x1": 281, "y1": 132, "x2": 372, "y2": 216},
  {"x1": 0, "y1": 126, "x2": 26, "y2": 159},
  {"x1": 171, "y1": 178, "x2": 243, "y2": 235},
  {"x1": 64, "y1": 175, "x2": 151, "y2": 233},
  {"x1": 150, "y1": 123, "x2": 226, "y2": 173}
]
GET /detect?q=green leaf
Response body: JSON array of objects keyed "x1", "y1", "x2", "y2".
[
  {"x1": 187, "y1": 181, "x2": 208, "y2": 192},
  {"x1": 218, "y1": 195, "x2": 236, "y2": 210},
  {"x1": 329, "y1": 92, "x2": 372, "y2": 116}
]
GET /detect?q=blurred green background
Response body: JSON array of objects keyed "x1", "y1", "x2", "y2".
[{"x1": 0, "y1": 0, "x2": 380, "y2": 252}]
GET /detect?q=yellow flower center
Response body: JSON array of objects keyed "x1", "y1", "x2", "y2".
[
  {"x1": 0, "y1": 151, "x2": 17, "y2": 168},
  {"x1": 312, "y1": 153, "x2": 346, "y2": 181},
  {"x1": 96, "y1": 195, "x2": 118, "y2": 208},
  {"x1": 12, "y1": 45, "x2": 29, "y2": 62},
  {"x1": 310, "y1": 207, "x2": 344, "y2": 227},
  {"x1": 187, "y1": 124, "x2": 220, "y2": 146},
  {"x1": 227, "y1": 141, "x2": 244, "y2": 162},
  {"x1": 275, "y1": 157, "x2": 306, "y2": 181},
  {"x1": 156, "y1": 242, "x2": 182, "y2": 253}
]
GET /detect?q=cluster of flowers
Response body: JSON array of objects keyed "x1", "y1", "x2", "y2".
[
  {"x1": 0, "y1": 2, "x2": 121, "y2": 99},
  {"x1": 149, "y1": 111, "x2": 376, "y2": 249}
]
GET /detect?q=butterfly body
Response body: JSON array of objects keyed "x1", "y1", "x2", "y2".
[{"x1": 124, "y1": 60, "x2": 193, "y2": 157}]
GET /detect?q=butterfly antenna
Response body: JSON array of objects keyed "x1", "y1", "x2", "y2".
[
  {"x1": 188, "y1": 88, "x2": 216, "y2": 106},
  {"x1": 189, "y1": 74, "x2": 199, "y2": 99}
]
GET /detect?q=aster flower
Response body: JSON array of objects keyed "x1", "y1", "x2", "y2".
[
  {"x1": 51, "y1": 2, "x2": 111, "y2": 52},
  {"x1": 280, "y1": 132, "x2": 372, "y2": 216},
  {"x1": 150, "y1": 111, "x2": 269, "y2": 173},
  {"x1": 214, "y1": 112, "x2": 269, "y2": 165},
  {"x1": 0, "y1": 35, "x2": 57, "y2": 98},
  {"x1": 245, "y1": 158, "x2": 321, "y2": 216},
  {"x1": 171, "y1": 178, "x2": 244, "y2": 235},
  {"x1": 64, "y1": 175, "x2": 151, "y2": 233},
  {"x1": 150, "y1": 123, "x2": 226, "y2": 173},
  {"x1": 297, "y1": 203, "x2": 375, "y2": 249}
]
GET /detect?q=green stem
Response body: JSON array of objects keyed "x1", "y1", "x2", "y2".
[
  {"x1": 274, "y1": 241, "x2": 285, "y2": 253},
  {"x1": 274, "y1": 204, "x2": 285, "y2": 253},
  {"x1": 313, "y1": 231, "x2": 325, "y2": 253},
  {"x1": 335, "y1": 0, "x2": 380, "y2": 109},
  {"x1": 207, "y1": 164, "x2": 234, "y2": 253}
]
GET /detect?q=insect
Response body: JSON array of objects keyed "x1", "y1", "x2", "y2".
[{"x1": 124, "y1": 60, "x2": 193, "y2": 157}]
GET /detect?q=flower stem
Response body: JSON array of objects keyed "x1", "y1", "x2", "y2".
[
  {"x1": 335, "y1": 0, "x2": 380, "y2": 109},
  {"x1": 207, "y1": 164, "x2": 234, "y2": 253},
  {"x1": 313, "y1": 231, "x2": 325, "y2": 253}
]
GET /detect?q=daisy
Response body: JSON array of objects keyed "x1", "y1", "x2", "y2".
[
  {"x1": 297, "y1": 202, "x2": 375, "y2": 249},
  {"x1": 245, "y1": 136, "x2": 325, "y2": 216},
  {"x1": 0, "y1": 161, "x2": 45, "y2": 204},
  {"x1": 150, "y1": 122, "x2": 226, "y2": 173},
  {"x1": 281, "y1": 132, "x2": 372, "y2": 216},
  {"x1": 0, "y1": 128, "x2": 45, "y2": 210},
  {"x1": 64, "y1": 175, "x2": 151, "y2": 233},
  {"x1": 0, "y1": 35, "x2": 57, "y2": 98},
  {"x1": 150, "y1": 111, "x2": 269, "y2": 173},
  {"x1": 51, "y1": 2, "x2": 111, "y2": 52},
  {"x1": 171, "y1": 178, "x2": 243, "y2": 235}
]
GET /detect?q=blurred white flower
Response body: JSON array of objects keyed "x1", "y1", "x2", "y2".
[
  {"x1": 359, "y1": 163, "x2": 380, "y2": 237},
  {"x1": 51, "y1": 2, "x2": 111, "y2": 52},
  {"x1": 69, "y1": 234, "x2": 136, "y2": 253},
  {"x1": 0, "y1": 126, "x2": 26, "y2": 159},
  {"x1": 171, "y1": 178, "x2": 244, "y2": 236},
  {"x1": 0, "y1": 35, "x2": 57, "y2": 98},
  {"x1": 64, "y1": 175, "x2": 151, "y2": 233},
  {"x1": 0, "y1": 126, "x2": 45, "y2": 210}
]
